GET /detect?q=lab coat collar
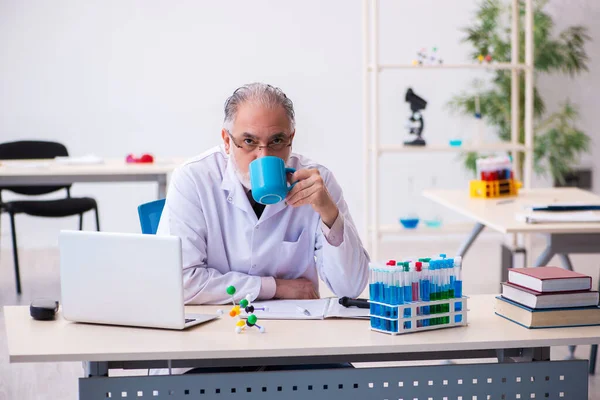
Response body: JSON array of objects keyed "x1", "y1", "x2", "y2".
[
  {"x1": 220, "y1": 153, "x2": 288, "y2": 223},
  {"x1": 221, "y1": 155, "x2": 255, "y2": 219}
]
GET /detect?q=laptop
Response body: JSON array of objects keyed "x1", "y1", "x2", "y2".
[{"x1": 59, "y1": 230, "x2": 218, "y2": 330}]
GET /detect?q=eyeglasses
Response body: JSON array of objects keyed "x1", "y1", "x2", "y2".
[{"x1": 227, "y1": 131, "x2": 292, "y2": 152}]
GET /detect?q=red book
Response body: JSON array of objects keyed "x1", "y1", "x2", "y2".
[{"x1": 508, "y1": 267, "x2": 592, "y2": 293}]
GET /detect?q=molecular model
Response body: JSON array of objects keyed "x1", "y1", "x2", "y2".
[
  {"x1": 226, "y1": 285, "x2": 267, "y2": 334},
  {"x1": 412, "y1": 47, "x2": 443, "y2": 66}
]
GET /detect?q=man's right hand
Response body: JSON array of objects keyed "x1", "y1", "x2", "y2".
[{"x1": 274, "y1": 278, "x2": 319, "y2": 299}]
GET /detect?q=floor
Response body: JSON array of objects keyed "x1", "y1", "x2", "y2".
[{"x1": 1, "y1": 234, "x2": 599, "y2": 399}]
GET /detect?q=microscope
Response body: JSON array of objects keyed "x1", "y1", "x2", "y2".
[{"x1": 404, "y1": 88, "x2": 427, "y2": 146}]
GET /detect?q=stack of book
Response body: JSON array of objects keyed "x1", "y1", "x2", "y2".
[{"x1": 495, "y1": 266, "x2": 600, "y2": 328}]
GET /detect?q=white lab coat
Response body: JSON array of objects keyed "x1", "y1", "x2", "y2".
[{"x1": 157, "y1": 145, "x2": 369, "y2": 304}]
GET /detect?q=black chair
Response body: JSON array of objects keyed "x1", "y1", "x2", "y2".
[{"x1": 0, "y1": 140, "x2": 100, "y2": 295}]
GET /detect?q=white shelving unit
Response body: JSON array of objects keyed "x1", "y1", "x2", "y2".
[
  {"x1": 373, "y1": 63, "x2": 532, "y2": 71},
  {"x1": 378, "y1": 143, "x2": 528, "y2": 154},
  {"x1": 362, "y1": 0, "x2": 535, "y2": 260}
]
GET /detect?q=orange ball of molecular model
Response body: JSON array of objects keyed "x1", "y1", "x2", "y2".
[{"x1": 224, "y1": 285, "x2": 267, "y2": 334}]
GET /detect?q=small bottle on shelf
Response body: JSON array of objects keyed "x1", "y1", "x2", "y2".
[
  {"x1": 424, "y1": 176, "x2": 443, "y2": 228},
  {"x1": 399, "y1": 176, "x2": 420, "y2": 229}
]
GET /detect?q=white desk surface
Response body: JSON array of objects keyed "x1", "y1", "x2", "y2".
[
  {"x1": 5, "y1": 295, "x2": 600, "y2": 363},
  {"x1": 0, "y1": 158, "x2": 185, "y2": 177},
  {"x1": 423, "y1": 188, "x2": 600, "y2": 234}
]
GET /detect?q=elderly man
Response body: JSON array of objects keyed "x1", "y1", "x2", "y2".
[{"x1": 157, "y1": 82, "x2": 369, "y2": 304}]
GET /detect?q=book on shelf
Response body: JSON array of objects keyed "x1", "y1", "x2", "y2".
[
  {"x1": 508, "y1": 267, "x2": 592, "y2": 293},
  {"x1": 494, "y1": 296, "x2": 600, "y2": 329},
  {"x1": 501, "y1": 282, "x2": 599, "y2": 309}
]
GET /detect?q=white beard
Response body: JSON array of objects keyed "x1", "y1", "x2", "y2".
[{"x1": 230, "y1": 149, "x2": 251, "y2": 190}]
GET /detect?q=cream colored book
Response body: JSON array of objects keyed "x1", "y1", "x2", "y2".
[{"x1": 494, "y1": 296, "x2": 600, "y2": 329}]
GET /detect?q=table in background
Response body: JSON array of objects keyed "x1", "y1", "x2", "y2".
[
  {"x1": 423, "y1": 188, "x2": 600, "y2": 276},
  {"x1": 0, "y1": 158, "x2": 186, "y2": 199},
  {"x1": 5, "y1": 295, "x2": 598, "y2": 399},
  {"x1": 424, "y1": 188, "x2": 600, "y2": 374}
]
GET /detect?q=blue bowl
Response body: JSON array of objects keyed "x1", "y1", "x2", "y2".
[
  {"x1": 449, "y1": 139, "x2": 463, "y2": 147},
  {"x1": 399, "y1": 218, "x2": 420, "y2": 229},
  {"x1": 424, "y1": 219, "x2": 443, "y2": 228}
]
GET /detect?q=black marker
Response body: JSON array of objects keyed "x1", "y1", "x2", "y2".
[{"x1": 338, "y1": 297, "x2": 369, "y2": 309}]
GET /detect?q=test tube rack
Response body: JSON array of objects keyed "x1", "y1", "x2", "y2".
[
  {"x1": 369, "y1": 297, "x2": 468, "y2": 335},
  {"x1": 469, "y1": 179, "x2": 521, "y2": 199}
]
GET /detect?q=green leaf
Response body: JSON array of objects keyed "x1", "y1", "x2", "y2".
[{"x1": 449, "y1": 0, "x2": 591, "y2": 182}]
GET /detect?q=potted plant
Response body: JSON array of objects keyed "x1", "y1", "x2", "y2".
[{"x1": 448, "y1": 0, "x2": 591, "y2": 186}]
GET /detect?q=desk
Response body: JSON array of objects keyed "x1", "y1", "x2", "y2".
[
  {"x1": 0, "y1": 158, "x2": 186, "y2": 199},
  {"x1": 423, "y1": 188, "x2": 600, "y2": 272},
  {"x1": 5, "y1": 295, "x2": 599, "y2": 399}
]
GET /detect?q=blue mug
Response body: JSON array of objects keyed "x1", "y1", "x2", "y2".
[{"x1": 249, "y1": 156, "x2": 296, "y2": 205}]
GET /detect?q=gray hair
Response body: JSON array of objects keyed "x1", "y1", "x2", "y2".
[{"x1": 223, "y1": 83, "x2": 295, "y2": 132}]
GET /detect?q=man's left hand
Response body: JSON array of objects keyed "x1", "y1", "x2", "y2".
[{"x1": 286, "y1": 169, "x2": 339, "y2": 227}]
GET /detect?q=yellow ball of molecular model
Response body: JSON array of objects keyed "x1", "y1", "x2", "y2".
[{"x1": 225, "y1": 285, "x2": 267, "y2": 334}]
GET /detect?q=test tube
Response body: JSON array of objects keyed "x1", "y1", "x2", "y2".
[
  {"x1": 449, "y1": 258, "x2": 456, "y2": 298},
  {"x1": 481, "y1": 159, "x2": 491, "y2": 181},
  {"x1": 421, "y1": 260, "x2": 430, "y2": 327},
  {"x1": 502, "y1": 156, "x2": 511, "y2": 179},
  {"x1": 454, "y1": 256, "x2": 463, "y2": 323},
  {"x1": 392, "y1": 262, "x2": 402, "y2": 332},
  {"x1": 442, "y1": 259, "x2": 450, "y2": 324},
  {"x1": 396, "y1": 261, "x2": 405, "y2": 332},
  {"x1": 429, "y1": 260, "x2": 437, "y2": 325},
  {"x1": 403, "y1": 262, "x2": 412, "y2": 330},
  {"x1": 412, "y1": 262, "x2": 420, "y2": 302},
  {"x1": 386, "y1": 266, "x2": 391, "y2": 328},
  {"x1": 437, "y1": 259, "x2": 445, "y2": 325},
  {"x1": 434, "y1": 259, "x2": 445, "y2": 325},
  {"x1": 368, "y1": 263, "x2": 378, "y2": 330},
  {"x1": 414, "y1": 261, "x2": 422, "y2": 327}
]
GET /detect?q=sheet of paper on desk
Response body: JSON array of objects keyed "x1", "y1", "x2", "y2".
[
  {"x1": 247, "y1": 299, "x2": 328, "y2": 320},
  {"x1": 516, "y1": 211, "x2": 600, "y2": 224},
  {"x1": 246, "y1": 298, "x2": 370, "y2": 320}
]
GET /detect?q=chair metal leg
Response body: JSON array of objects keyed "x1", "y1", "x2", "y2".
[
  {"x1": 559, "y1": 254, "x2": 574, "y2": 271},
  {"x1": 566, "y1": 345, "x2": 576, "y2": 360},
  {"x1": 534, "y1": 245, "x2": 554, "y2": 267},
  {"x1": 79, "y1": 213, "x2": 84, "y2": 230},
  {"x1": 590, "y1": 345, "x2": 598, "y2": 375},
  {"x1": 94, "y1": 207, "x2": 100, "y2": 231},
  {"x1": 457, "y1": 223, "x2": 485, "y2": 258},
  {"x1": 9, "y1": 212, "x2": 22, "y2": 295}
]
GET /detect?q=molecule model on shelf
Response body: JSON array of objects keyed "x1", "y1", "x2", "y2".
[
  {"x1": 412, "y1": 46, "x2": 443, "y2": 66},
  {"x1": 225, "y1": 285, "x2": 267, "y2": 334}
]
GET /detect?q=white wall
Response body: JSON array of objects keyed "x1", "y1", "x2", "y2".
[{"x1": 0, "y1": 0, "x2": 597, "y2": 250}]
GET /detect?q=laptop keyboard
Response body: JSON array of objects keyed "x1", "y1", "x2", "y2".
[{"x1": 185, "y1": 318, "x2": 196, "y2": 323}]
